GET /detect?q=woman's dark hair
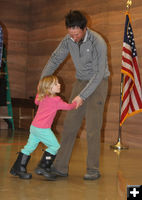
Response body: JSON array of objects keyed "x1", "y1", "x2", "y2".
[{"x1": 65, "y1": 10, "x2": 87, "y2": 30}]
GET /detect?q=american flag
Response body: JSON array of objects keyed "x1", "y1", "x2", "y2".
[{"x1": 120, "y1": 13, "x2": 142, "y2": 126}]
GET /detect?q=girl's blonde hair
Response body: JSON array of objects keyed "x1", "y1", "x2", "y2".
[{"x1": 37, "y1": 75, "x2": 58, "y2": 101}]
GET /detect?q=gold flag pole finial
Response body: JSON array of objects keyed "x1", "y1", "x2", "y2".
[{"x1": 126, "y1": 0, "x2": 132, "y2": 11}]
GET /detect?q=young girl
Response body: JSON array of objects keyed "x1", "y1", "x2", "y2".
[{"x1": 10, "y1": 75, "x2": 76, "y2": 181}]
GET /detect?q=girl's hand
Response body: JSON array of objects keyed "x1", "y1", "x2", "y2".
[{"x1": 72, "y1": 96, "x2": 83, "y2": 109}]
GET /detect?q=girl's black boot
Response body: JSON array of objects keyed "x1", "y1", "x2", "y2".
[
  {"x1": 35, "y1": 151, "x2": 56, "y2": 181},
  {"x1": 10, "y1": 152, "x2": 32, "y2": 179}
]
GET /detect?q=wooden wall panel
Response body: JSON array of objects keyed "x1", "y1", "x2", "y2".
[{"x1": 0, "y1": 1, "x2": 29, "y2": 98}]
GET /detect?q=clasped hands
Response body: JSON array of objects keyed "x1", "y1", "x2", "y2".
[{"x1": 72, "y1": 96, "x2": 83, "y2": 109}]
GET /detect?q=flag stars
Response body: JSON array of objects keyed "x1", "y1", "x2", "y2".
[{"x1": 126, "y1": 25, "x2": 137, "y2": 57}]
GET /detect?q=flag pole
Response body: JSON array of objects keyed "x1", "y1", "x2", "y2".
[
  {"x1": 110, "y1": 74, "x2": 128, "y2": 150},
  {"x1": 110, "y1": 0, "x2": 132, "y2": 150}
]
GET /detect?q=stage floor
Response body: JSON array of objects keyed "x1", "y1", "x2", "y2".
[{"x1": 0, "y1": 129, "x2": 142, "y2": 200}]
